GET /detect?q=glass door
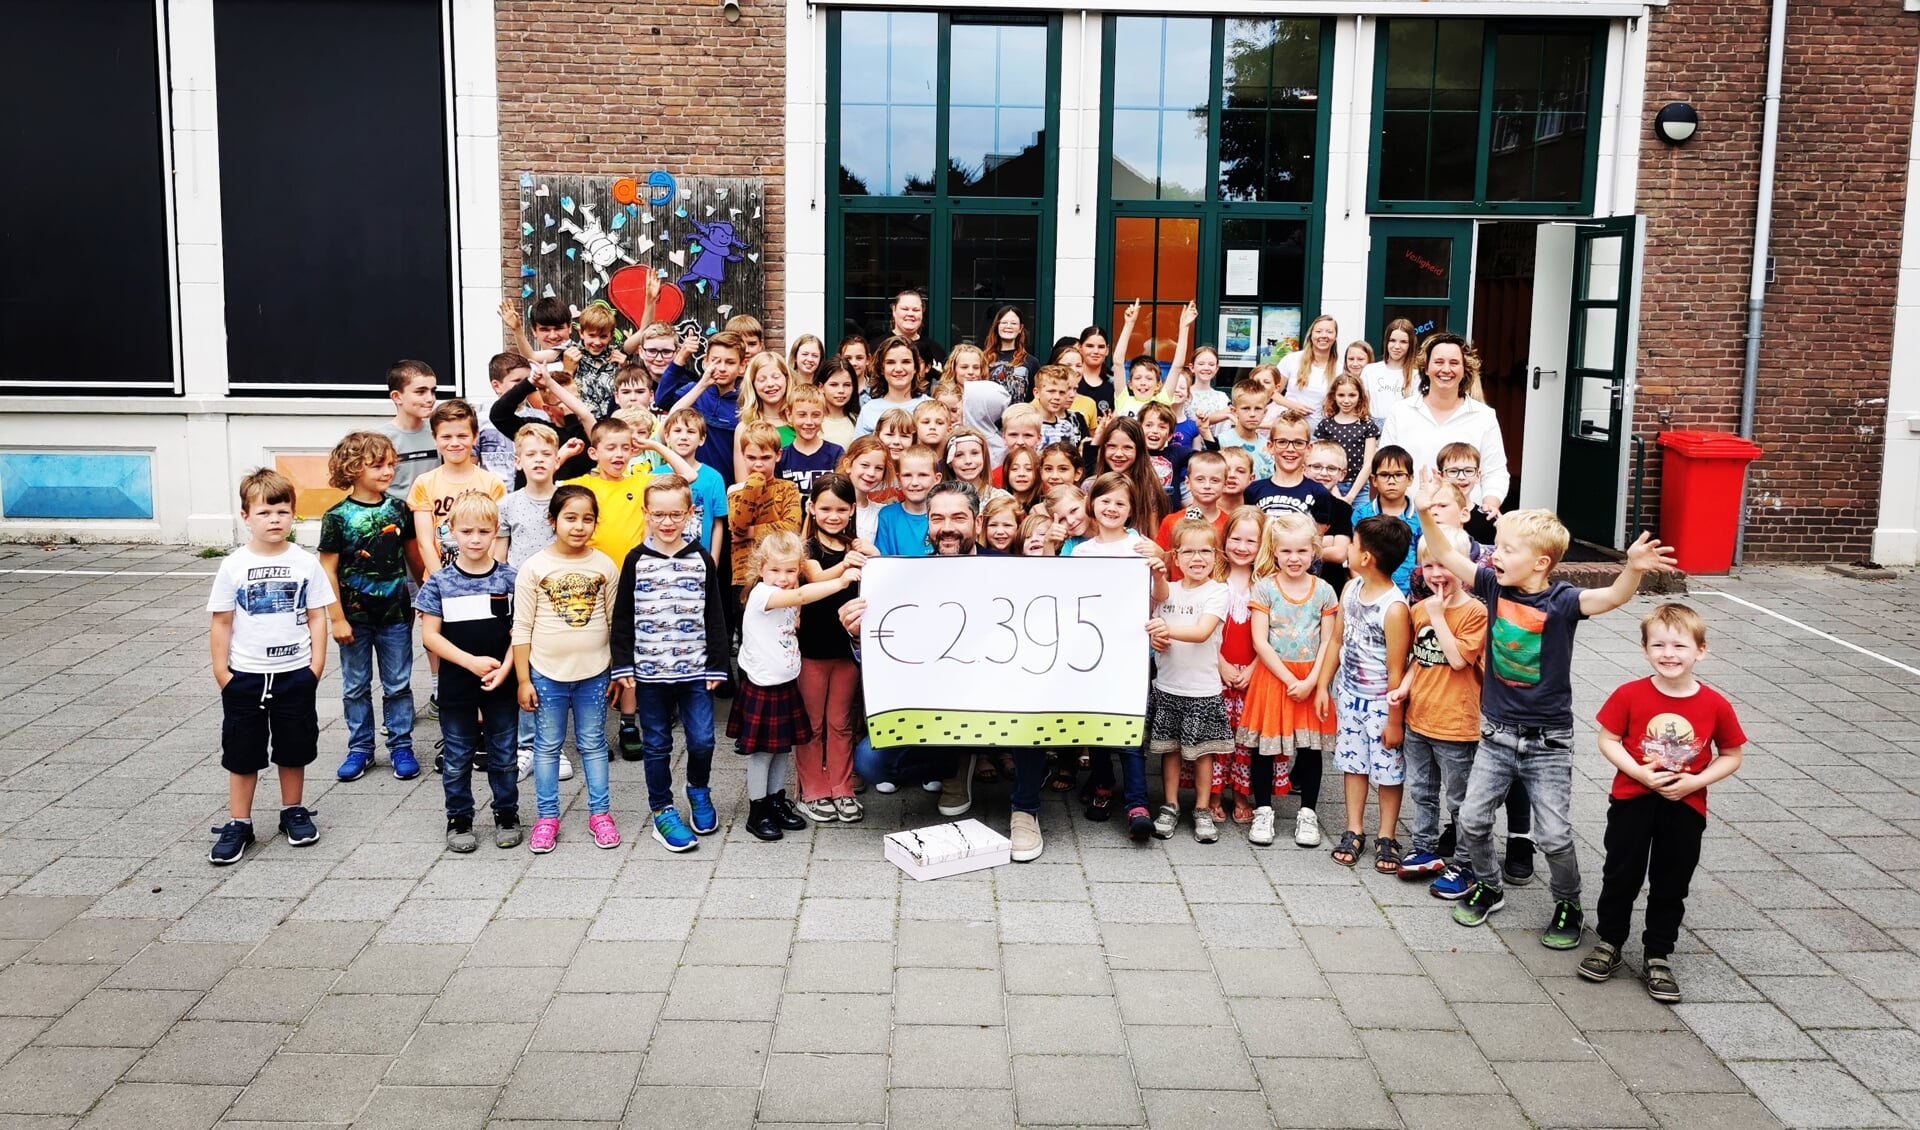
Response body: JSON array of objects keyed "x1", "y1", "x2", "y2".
[
  {"x1": 1366, "y1": 218, "x2": 1475, "y2": 346},
  {"x1": 1555, "y1": 215, "x2": 1640, "y2": 546}
]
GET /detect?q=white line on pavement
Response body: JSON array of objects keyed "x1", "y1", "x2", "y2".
[
  {"x1": 1695, "y1": 588, "x2": 1920, "y2": 680},
  {"x1": 0, "y1": 568, "x2": 218, "y2": 578}
]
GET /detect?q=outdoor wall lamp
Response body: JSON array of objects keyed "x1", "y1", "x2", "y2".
[{"x1": 1654, "y1": 102, "x2": 1699, "y2": 145}]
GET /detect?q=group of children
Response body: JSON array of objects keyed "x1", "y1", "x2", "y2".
[{"x1": 203, "y1": 299, "x2": 1742, "y2": 1002}]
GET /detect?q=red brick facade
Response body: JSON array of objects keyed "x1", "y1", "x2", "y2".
[
  {"x1": 495, "y1": 2, "x2": 787, "y2": 350},
  {"x1": 1634, "y1": 2, "x2": 1916, "y2": 562}
]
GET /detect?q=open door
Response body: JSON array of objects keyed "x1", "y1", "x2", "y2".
[{"x1": 1555, "y1": 216, "x2": 1642, "y2": 547}]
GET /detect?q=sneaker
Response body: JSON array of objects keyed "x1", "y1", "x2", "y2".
[
  {"x1": 1397, "y1": 848, "x2": 1446, "y2": 879},
  {"x1": 446, "y1": 816, "x2": 478, "y2": 853},
  {"x1": 1127, "y1": 806, "x2": 1154, "y2": 842},
  {"x1": 1452, "y1": 881, "x2": 1506, "y2": 927},
  {"x1": 1541, "y1": 899, "x2": 1584, "y2": 950},
  {"x1": 1644, "y1": 957, "x2": 1683, "y2": 1003},
  {"x1": 833, "y1": 795, "x2": 865, "y2": 822},
  {"x1": 516, "y1": 748, "x2": 533, "y2": 781},
  {"x1": 588, "y1": 812, "x2": 621, "y2": 849},
  {"x1": 426, "y1": 693, "x2": 439, "y2": 720},
  {"x1": 618, "y1": 723, "x2": 643, "y2": 761},
  {"x1": 651, "y1": 807, "x2": 698, "y2": 852},
  {"x1": 873, "y1": 780, "x2": 899, "y2": 794},
  {"x1": 1009, "y1": 810, "x2": 1043, "y2": 862},
  {"x1": 1579, "y1": 941, "x2": 1624, "y2": 983},
  {"x1": 336, "y1": 749, "x2": 371, "y2": 782},
  {"x1": 208, "y1": 820, "x2": 255, "y2": 865},
  {"x1": 1429, "y1": 863, "x2": 1477, "y2": 900},
  {"x1": 804, "y1": 797, "x2": 840, "y2": 822},
  {"x1": 278, "y1": 805, "x2": 320, "y2": 846},
  {"x1": 686, "y1": 787, "x2": 718, "y2": 835},
  {"x1": 937, "y1": 757, "x2": 975, "y2": 817},
  {"x1": 1293, "y1": 807, "x2": 1322, "y2": 848},
  {"x1": 1152, "y1": 804, "x2": 1179, "y2": 840},
  {"x1": 528, "y1": 817, "x2": 560, "y2": 853},
  {"x1": 558, "y1": 755, "x2": 575, "y2": 781},
  {"x1": 495, "y1": 816, "x2": 524, "y2": 849},
  {"x1": 921, "y1": 779, "x2": 942, "y2": 794},
  {"x1": 1436, "y1": 822, "x2": 1457, "y2": 859},
  {"x1": 392, "y1": 748, "x2": 421, "y2": 781},
  {"x1": 1193, "y1": 809, "x2": 1219, "y2": 843},
  {"x1": 1249, "y1": 806, "x2": 1276, "y2": 847},
  {"x1": 1504, "y1": 835, "x2": 1536, "y2": 886}
]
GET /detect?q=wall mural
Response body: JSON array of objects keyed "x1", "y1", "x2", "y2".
[{"x1": 516, "y1": 172, "x2": 766, "y2": 371}]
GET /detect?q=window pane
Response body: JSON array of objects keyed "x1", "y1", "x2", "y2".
[
  {"x1": 1112, "y1": 18, "x2": 1165, "y2": 109},
  {"x1": 4, "y1": 0, "x2": 172, "y2": 390},
  {"x1": 1382, "y1": 236, "x2": 1454, "y2": 301},
  {"x1": 1433, "y1": 20, "x2": 1486, "y2": 110},
  {"x1": 1159, "y1": 109, "x2": 1208, "y2": 200},
  {"x1": 840, "y1": 11, "x2": 889, "y2": 101},
  {"x1": 948, "y1": 22, "x2": 1048, "y2": 198},
  {"x1": 889, "y1": 15, "x2": 937, "y2": 104},
  {"x1": 1485, "y1": 114, "x2": 1533, "y2": 201},
  {"x1": 1109, "y1": 217, "x2": 1200, "y2": 315},
  {"x1": 1384, "y1": 304, "x2": 1452, "y2": 340},
  {"x1": 1112, "y1": 217, "x2": 1159, "y2": 301},
  {"x1": 949, "y1": 213, "x2": 1040, "y2": 348},
  {"x1": 1428, "y1": 112, "x2": 1479, "y2": 200},
  {"x1": 1223, "y1": 20, "x2": 1272, "y2": 105},
  {"x1": 1109, "y1": 16, "x2": 1210, "y2": 201},
  {"x1": 841, "y1": 212, "x2": 932, "y2": 342},
  {"x1": 1377, "y1": 111, "x2": 1429, "y2": 199},
  {"x1": 1493, "y1": 33, "x2": 1542, "y2": 113},
  {"x1": 1265, "y1": 110, "x2": 1318, "y2": 201},
  {"x1": 838, "y1": 105, "x2": 888, "y2": 196},
  {"x1": 1216, "y1": 19, "x2": 1322, "y2": 202},
  {"x1": 1383, "y1": 20, "x2": 1435, "y2": 109},
  {"x1": 1162, "y1": 19, "x2": 1214, "y2": 110},
  {"x1": 1110, "y1": 109, "x2": 1162, "y2": 199},
  {"x1": 838, "y1": 11, "x2": 936, "y2": 198}
]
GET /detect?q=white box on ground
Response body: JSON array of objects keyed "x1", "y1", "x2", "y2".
[{"x1": 884, "y1": 819, "x2": 1012, "y2": 881}]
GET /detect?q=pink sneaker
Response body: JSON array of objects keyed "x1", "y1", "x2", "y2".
[
  {"x1": 588, "y1": 812, "x2": 621, "y2": 849},
  {"x1": 528, "y1": 817, "x2": 560, "y2": 854}
]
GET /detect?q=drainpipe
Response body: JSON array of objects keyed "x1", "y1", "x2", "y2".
[{"x1": 1734, "y1": 0, "x2": 1788, "y2": 563}]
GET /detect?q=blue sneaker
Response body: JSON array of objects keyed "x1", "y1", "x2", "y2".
[
  {"x1": 392, "y1": 747, "x2": 421, "y2": 781},
  {"x1": 208, "y1": 819, "x2": 255, "y2": 865},
  {"x1": 1397, "y1": 848, "x2": 1446, "y2": 880},
  {"x1": 278, "y1": 805, "x2": 320, "y2": 846},
  {"x1": 686, "y1": 787, "x2": 718, "y2": 835},
  {"x1": 336, "y1": 749, "x2": 371, "y2": 782},
  {"x1": 1429, "y1": 863, "x2": 1476, "y2": 900},
  {"x1": 652, "y1": 807, "x2": 698, "y2": 853}
]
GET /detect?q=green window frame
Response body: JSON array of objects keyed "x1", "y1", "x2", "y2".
[
  {"x1": 826, "y1": 10, "x2": 1061, "y2": 353},
  {"x1": 1095, "y1": 17, "x2": 1333, "y2": 375},
  {"x1": 1370, "y1": 19, "x2": 1608, "y2": 215}
]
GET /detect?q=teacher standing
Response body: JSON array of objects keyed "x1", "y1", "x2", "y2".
[{"x1": 1381, "y1": 333, "x2": 1509, "y2": 516}]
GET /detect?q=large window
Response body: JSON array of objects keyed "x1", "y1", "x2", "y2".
[
  {"x1": 1099, "y1": 17, "x2": 1328, "y2": 375},
  {"x1": 3, "y1": 0, "x2": 174, "y2": 393},
  {"x1": 215, "y1": 0, "x2": 454, "y2": 392},
  {"x1": 830, "y1": 11, "x2": 1058, "y2": 351},
  {"x1": 1372, "y1": 19, "x2": 1605, "y2": 213}
]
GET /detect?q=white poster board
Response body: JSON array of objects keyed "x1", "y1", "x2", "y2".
[
  {"x1": 859, "y1": 556, "x2": 1151, "y2": 748},
  {"x1": 1225, "y1": 249, "x2": 1260, "y2": 295}
]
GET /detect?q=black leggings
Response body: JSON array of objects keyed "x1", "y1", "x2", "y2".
[{"x1": 1252, "y1": 748, "x2": 1321, "y2": 810}]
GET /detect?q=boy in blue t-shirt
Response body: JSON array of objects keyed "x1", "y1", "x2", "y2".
[
  {"x1": 1417, "y1": 472, "x2": 1676, "y2": 950},
  {"x1": 874, "y1": 446, "x2": 940, "y2": 557},
  {"x1": 1352, "y1": 444, "x2": 1422, "y2": 595},
  {"x1": 660, "y1": 408, "x2": 729, "y2": 557},
  {"x1": 776, "y1": 384, "x2": 844, "y2": 493},
  {"x1": 416, "y1": 494, "x2": 521, "y2": 852}
]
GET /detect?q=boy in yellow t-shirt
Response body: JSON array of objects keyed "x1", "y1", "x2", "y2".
[{"x1": 564, "y1": 417, "x2": 652, "y2": 564}]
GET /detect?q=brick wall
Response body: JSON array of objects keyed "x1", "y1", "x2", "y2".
[
  {"x1": 496, "y1": 2, "x2": 786, "y2": 350},
  {"x1": 1634, "y1": 2, "x2": 1915, "y2": 563}
]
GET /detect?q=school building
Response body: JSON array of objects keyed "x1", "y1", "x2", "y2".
[{"x1": 2, "y1": 0, "x2": 1915, "y2": 567}]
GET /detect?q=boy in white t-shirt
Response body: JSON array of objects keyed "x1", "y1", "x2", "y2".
[{"x1": 207, "y1": 470, "x2": 336, "y2": 866}]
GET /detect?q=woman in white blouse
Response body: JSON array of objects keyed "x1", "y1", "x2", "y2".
[{"x1": 1381, "y1": 333, "x2": 1509, "y2": 516}]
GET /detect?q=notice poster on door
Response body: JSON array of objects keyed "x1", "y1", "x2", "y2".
[
  {"x1": 1218, "y1": 305, "x2": 1259, "y2": 365},
  {"x1": 1260, "y1": 306, "x2": 1302, "y2": 366},
  {"x1": 1225, "y1": 249, "x2": 1260, "y2": 296}
]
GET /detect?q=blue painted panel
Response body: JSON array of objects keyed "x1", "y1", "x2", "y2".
[{"x1": 0, "y1": 452, "x2": 156, "y2": 520}]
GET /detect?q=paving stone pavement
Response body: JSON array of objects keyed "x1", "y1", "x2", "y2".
[{"x1": 2, "y1": 543, "x2": 1920, "y2": 1128}]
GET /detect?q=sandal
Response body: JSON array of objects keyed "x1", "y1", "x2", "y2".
[
  {"x1": 1331, "y1": 829, "x2": 1364, "y2": 867},
  {"x1": 1230, "y1": 802, "x2": 1253, "y2": 825},
  {"x1": 1374, "y1": 837, "x2": 1403, "y2": 874},
  {"x1": 975, "y1": 759, "x2": 1000, "y2": 783},
  {"x1": 1047, "y1": 765, "x2": 1078, "y2": 793},
  {"x1": 1644, "y1": 958, "x2": 1682, "y2": 1003},
  {"x1": 1084, "y1": 787, "x2": 1115, "y2": 822}
]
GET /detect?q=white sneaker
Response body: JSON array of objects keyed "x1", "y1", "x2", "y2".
[
  {"x1": 1152, "y1": 804, "x2": 1180, "y2": 840},
  {"x1": 1249, "y1": 806, "x2": 1276, "y2": 847},
  {"x1": 1294, "y1": 807, "x2": 1322, "y2": 848},
  {"x1": 1193, "y1": 809, "x2": 1219, "y2": 843},
  {"x1": 558, "y1": 755, "x2": 576, "y2": 781},
  {"x1": 921, "y1": 780, "x2": 942, "y2": 794},
  {"x1": 873, "y1": 780, "x2": 899, "y2": 794},
  {"x1": 516, "y1": 749, "x2": 533, "y2": 782}
]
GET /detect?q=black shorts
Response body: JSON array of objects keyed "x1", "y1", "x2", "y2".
[{"x1": 221, "y1": 667, "x2": 320, "y2": 774}]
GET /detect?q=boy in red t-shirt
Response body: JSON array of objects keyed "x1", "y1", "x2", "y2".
[
  {"x1": 1581, "y1": 603, "x2": 1746, "y2": 1004},
  {"x1": 1154, "y1": 451, "x2": 1229, "y2": 581}
]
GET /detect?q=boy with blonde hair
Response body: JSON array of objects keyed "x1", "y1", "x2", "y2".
[
  {"x1": 567, "y1": 304, "x2": 626, "y2": 417},
  {"x1": 777, "y1": 382, "x2": 843, "y2": 492},
  {"x1": 725, "y1": 313, "x2": 766, "y2": 359},
  {"x1": 1032, "y1": 365, "x2": 1089, "y2": 450},
  {"x1": 1418, "y1": 475, "x2": 1676, "y2": 949}
]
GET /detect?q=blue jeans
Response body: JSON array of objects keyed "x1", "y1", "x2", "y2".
[
  {"x1": 441, "y1": 692, "x2": 519, "y2": 821},
  {"x1": 517, "y1": 707, "x2": 535, "y2": 751},
  {"x1": 531, "y1": 669, "x2": 612, "y2": 820},
  {"x1": 1403, "y1": 729, "x2": 1477, "y2": 854},
  {"x1": 1459, "y1": 722, "x2": 1579, "y2": 901},
  {"x1": 1086, "y1": 746, "x2": 1150, "y2": 813},
  {"x1": 636, "y1": 681, "x2": 715, "y2": 813},
  {"x1": 339, "y1": 621, "x2": 414, "y2": 755}
]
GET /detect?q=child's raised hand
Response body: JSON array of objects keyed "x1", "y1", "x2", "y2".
[
  {"x1": 1411, "y1": 467, "x2": 1440, "y2": 512},
  {"x1": 563, "y1": 346, "x2": 582, "y2": 372},
  {"x1": 1180, "y1": 300, "x2": 1198, "y2": 329},
  {"x1": 646, "y1": 271, "x2": 662, "y2": 299},
  {"x1": 498, "y1": 299, "x2": 521, "y2": 329},
  {"x1": 1623, "y1": 532, "x2": 1676, "y2": 573},
  {"x1": 558, "y1": 437, "x2": 586, "y2": 462},
  {"x1": 1123, "y1": 299, "x2": 1142, "y2": 323},
  {"x1": 844, "y1": 549, "x2": 868, "y2": 570}
]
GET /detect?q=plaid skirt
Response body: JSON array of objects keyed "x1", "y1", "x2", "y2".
[{"x1": 727, "y1": 675, "x2": 814, "y2": 755}]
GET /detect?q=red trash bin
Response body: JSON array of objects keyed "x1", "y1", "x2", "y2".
[{"x1": 1656, "y1": 431, "x2": 1763, "y2": 574}]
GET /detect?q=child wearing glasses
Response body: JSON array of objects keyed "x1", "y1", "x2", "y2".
[
  {"x1": 1438, "y1": 442, "x2": 1500, "y2": 546},
  {"x1": 1351, "y1": 445, "x2": 1423, "y2": 595},
  {"x1": 1245, "y1": 411, "x2": 1339, "y2": 529}
]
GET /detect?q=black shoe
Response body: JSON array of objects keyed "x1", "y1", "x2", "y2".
[
  {"x1": 208, "y1": 820, "x2": 255, "y2": 865},
  {"x1": 744, "y1": 797, "x2": 784, "y2": 841},
  {"x1": 618, "y1": 722, "x2": 643, "y2": 761},
  {"x1": 769, "y1": 790, "x2": 808, "y2": 830},
  {"x1": 278, "y1": 805, "x2": 320, "y2": 847},
  {"x1": 1127, "y1": 806, "x2": 1154, "y2": 842},
  {"x1": 1504, "y1": 835, "x2": 1535, "y2": 886},
  {"x1": 1436, "y1": 822, "x2": 1457, "y2": 860}
]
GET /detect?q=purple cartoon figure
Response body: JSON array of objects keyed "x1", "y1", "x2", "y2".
[{"x1": 679, "y1": 218, "x2": 748, "y2": 293}]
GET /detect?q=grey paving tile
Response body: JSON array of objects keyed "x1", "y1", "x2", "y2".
[
  {"x1": 796, "y1": 895, "x2": 896, "y2": 940},
  {"x1": 161, "y1": 896, "x2": 295, "y2": 943},
  {"x1": 1416, "y1": 951, "x2": 1550, "y2": 1004},
  {"x1": 588, "y1": 896, "x2": 699, "y2": 941},
  {"x1": 898, "y1": 877, "x2": 994, "y2": 921},
  {"x1": 636, "y1": 1020, "x2": 770, "y2": 1087},
  {"x1": 784, "y1": 940, "x2": 892, "y2": 994},
  {"x1": 1099, "y1": 923, "x2": 1209, "y2": 971},
  {"x1": 772, "y1": 992, "x2": 891, "y2": 1054},
  {"x1": 996, "y1": 900, "x2": 1098, "y2": 944},
  {"x1": 558, "y1": 940, "x2": 682, "y2": 993},
  {"x1": 896, "y1": 918, "x2": 999, "y2": 969},
  {"x1": 662, "y1": 964, "x2": 782, "y2": 1021},
  {"x1": 1389, "y1": 1092, "x2": 1533, "y2": 1130},
  {"x1": 1006, "y1": 995, "x2": 1126, "y2": 1055},
  {"x1": 1001, "y1": 943, "x2": 1111, "y2": 995},
  {"x1": 286, "y1": 993, "x2": 431, "y2": 1054},
  {"x1": 1088, "y1": 881, "x2": 1191, "y2": 923},
  {"x1": 620, "y1": 1085, "x2": 759, "y2": 1130},
  {"x1": 1326, "y1": 972, "x2": 1460, "y2": 1030},
  {"x1": 1593, "y1": 1030, "x2": 1750, "y2": 1094},
  {"x1": 1110, "y1": 969, "x2": 1229, "y2": 1027},
  {"x1": 20, "y1": 917, "x2": 165, "y2": 965},
  {"x1": 894, "y1": 966, "x2": 1004, "y2": 1026},
  {"x1": 0, "y1": 1046, "x2": 141, "y2": 1114},
  {"x1": 466, "y1": 917, "x2": 587, "y2": 965},
  {"x1": 1356, "y1": 1030, "x2": 1502, "y2": 1095},
  {"x1": 1298, "y1": 925, "x2": 1420, "y2": 974},
  {"x1": 1638, "y1": 1091, "x2": 1787, "y2": 1130},
  {"x1": 760, "y1": 1051, "x2": 888, "y2": 1123},
  {"x1": 1253, "y1": 1056, "x2": 1399, "y2": 1128},
  {"x1": 1828, "y1": 950, "x2": 1920, "y2": 999},
  {"x1": 376, "y1": 898, "x2": 497, "y2": 943},
  {"x1": 1811, "y1": 1027, "x2": 1920, "y2": 1092},
  {"x1": 1730, "y1": 1059, "x2": 1905, "y2": 1127},
  {"x1": 189, "y1": 967, "x2": 336, "y2": 1023},
  {"x1": 1494, "y1": 1060, "x2": 1654, "y2": 1127},
  {"x1": 35, "y1": 989, "x2": 198, "y2": 1048},
  {"x1": 124, "y1": 1020, "x2": 290, "y2": 1086},
  {"x1": 1126, "y1": 1024, "x2": 1258, "y2": 1090},
  {"x1": 1455, "y1": 1001, "x2": 1596, "y2": 1061},
  {"x1": 701, "y1": 876, "x2": 801, "y2": 919},
  {"x1": 681, "y1": 918, "x2": 791, "y2": 965},
  {"x1": 427, "y1": 964, "x2": 560, "y2": 1022},
  {"x1": 0, "y1": 964, "x2": 112, "y2": 1017},
  {"x1": 241, "y1": 920, "x2": 379, "y2": 969},
  {"x1": 70, "y1": 1082, "x2": 238, "y2": 1130},
  {"x1": 1011, "y1": 1054, "x2": 1142, "y2": 1126},
  {"x1": 290, "y1": 878, "x2": 415, "y2": 922},
  {"x1": 493, "y1": 1051, "x2": 642, "y2": 1122},
  {"x1": 350, "y1": 1084, "x2": 496, "y2": 1130},
  {"x1": 1672, "y1": 1002, "x2": 1827, "y2": 1060},
  {"x1": 1210, "y1": 947, "x2": 1329, "y2": 998},
  {"x1": 889, "y1": 1024, "x2": 1010, "y2": 1088},
  {"x1": 384, "y1": 1022, "x2": 533, "y2": 1086},
  {"x1": 1541, "y1": 976, "x2": 1687, "y2": 1031},
  {"x1": 889, "y1": 1086, "x2": 1017, "y2": 1130},
  {"x1": 331, "y1": 943, "x2": 466, "y2": 994},
  {"x1": 1230, "y1": 997, "x2": 1361, "y2": 1058}
]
